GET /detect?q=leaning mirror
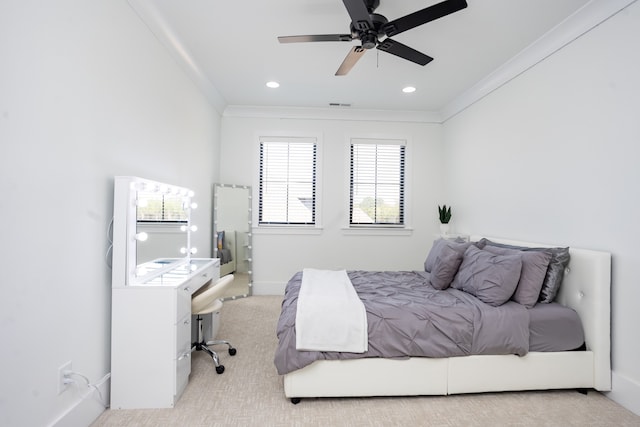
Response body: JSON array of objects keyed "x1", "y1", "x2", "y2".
[{"x1": 213, "y1": 184, "x2": 252, "y2": 299}]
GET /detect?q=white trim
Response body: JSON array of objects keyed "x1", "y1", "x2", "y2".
[
  {"x1": 50, "y1": 373, "x2": 110, "y2": 427},
  {"x1": 126, "y1": 0, "x2": 226, "y2": 114},
  {"x1": 341, "y1": 227, "x2": 413, "y2": 237},
  {"x1": 607, "y1": 371, "x2": 640, "y2": 416},
  {"x1": 225, "y1": 105, "x2": 442, "y2": 123},
  {"x1": 440, "y1": 0, "x2": 638, "y2": 121},
  {"x1": 253, "y1": 226, "x2": 322, "y2": 236}
]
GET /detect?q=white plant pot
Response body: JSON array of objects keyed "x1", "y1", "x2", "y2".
[{"x1": 439, "y1": 223, "x2": 450, "y2": 235}]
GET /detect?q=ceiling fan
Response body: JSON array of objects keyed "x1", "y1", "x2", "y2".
[{"x1": 278, "y1": 0, "x2": 468, "y2": 76}]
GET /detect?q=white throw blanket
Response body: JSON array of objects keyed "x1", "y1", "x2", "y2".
[{"x1": 295, "y1": 268, "x2": 368, "y2": 353}]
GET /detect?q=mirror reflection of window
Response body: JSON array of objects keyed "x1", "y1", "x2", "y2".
[
  {"x1": 135, "y1": 189, "x2": 190, "y2": 269},
  {"x1": 136, "y1": 191, "x2": 188, "y2": 223}
]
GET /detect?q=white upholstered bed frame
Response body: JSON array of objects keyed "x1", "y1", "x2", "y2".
[{"x1": 283, "y1": 237, "x2": 611, "y2": 400}]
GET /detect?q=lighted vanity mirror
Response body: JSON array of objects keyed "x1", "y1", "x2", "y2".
[
  {"x1": 213, "y1": 183, "x2": 252, "y2": 299},
  {"x1": 112, "y1": 176, "x2": 198, "y2": 285}
]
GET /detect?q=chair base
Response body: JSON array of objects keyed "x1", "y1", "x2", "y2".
[{"x1": 192, "y1": 315, "x2": 237, "y2": 374}]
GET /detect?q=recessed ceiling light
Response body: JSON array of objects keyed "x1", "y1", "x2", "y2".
[
  {"x1": 266, "y1": 81, "x2": 280, "y2": 88},
  {"x1": 402, "y1": 86, "x2": 416, "y2": 93}
]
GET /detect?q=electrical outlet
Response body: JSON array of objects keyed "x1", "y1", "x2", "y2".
[{"x1": 57, "y1": 361, "x2": 72, "y2": 394}]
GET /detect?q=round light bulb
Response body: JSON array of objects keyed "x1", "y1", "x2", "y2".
[
  {"x1": 402, "y1": 86, "x2": 416, "y2": 93},
  {"x1": 266, "y1": 81, "x2": 280, "y2": 88},
  {"x1": 135, "y1": 232, "x2": 148, "y2": 242}
]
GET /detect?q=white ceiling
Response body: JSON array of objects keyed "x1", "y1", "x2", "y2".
[{"x1": 133, "y1": 0, "x2": 593, "y2": 113}]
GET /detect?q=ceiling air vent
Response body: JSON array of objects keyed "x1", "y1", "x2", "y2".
[{"x1": 329, "y1": 103, "x2": 351, "y2": 107}]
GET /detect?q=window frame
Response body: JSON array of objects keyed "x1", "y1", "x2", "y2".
[
  {"x1": 254, "y1": 134, "x2": 322, "y2": 234},
  {"x1": 344, "y1": 136, "x2": 412, "y2": 235}
]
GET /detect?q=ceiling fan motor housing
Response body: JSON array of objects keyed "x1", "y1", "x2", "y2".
[{"x1": 351, "y1": 13, "x2": 388, "y2": 49}]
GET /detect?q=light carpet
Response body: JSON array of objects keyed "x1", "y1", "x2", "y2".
[{"x1": 93, "y1": 296, "x2": 639, "y2": 426}]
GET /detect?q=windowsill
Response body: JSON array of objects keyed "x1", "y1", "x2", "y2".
[
  {"x1": 253, "y1": 226, "x2": 323, "y2": 235},
  {"x1": 341, "y1": 227, "x2": 413, "y2": 236}
]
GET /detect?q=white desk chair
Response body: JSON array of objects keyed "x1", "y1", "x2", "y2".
[{"x1": 191, "y1": 274, "x2": 237, "y2": 374}]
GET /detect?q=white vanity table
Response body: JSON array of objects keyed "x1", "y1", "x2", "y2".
[{"x1": 110, "y1": 176, "x2": 218, "y2": 409}]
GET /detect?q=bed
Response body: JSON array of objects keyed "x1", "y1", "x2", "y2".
[
  {"x1": 275, "y1": 236, "x2": 611, "y2": 402},
  {"x1": 215, "y1": 230, "x2": 237, "y2": 277}
]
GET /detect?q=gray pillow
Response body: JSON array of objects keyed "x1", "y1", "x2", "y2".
[
  {"x1": 424, "y1": 238, "x2": 472, "y2": 273},
  {"x1": 482, "y1": 245, "x2": 552, "y2": 308},
  {"x1": 451, "y1": 245, "x2": 522, "y2": 306},
  {"x1": 476, "y1": 238, "x2": 570, "y2": 303},
  {"x1": 429, "y1": 244, "x2": 465, "y2": 290}
]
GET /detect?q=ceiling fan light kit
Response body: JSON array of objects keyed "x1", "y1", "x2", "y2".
[{"x1": 278, "y1": 0, "x2": 468, "y2": 76}]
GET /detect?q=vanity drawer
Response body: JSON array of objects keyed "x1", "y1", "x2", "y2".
[
  {"x1": 176, "y1": 313, "x2": 192, "y2": 358},
  {"x1": 175, "y1": 349, "x2": 191, "y2": 398},
  {"x1": 176, "y1": 286, "x2": 191, "y2": 322},
  {"x1": 184, "y1": 263, "x2": 218, "y2": 292}
]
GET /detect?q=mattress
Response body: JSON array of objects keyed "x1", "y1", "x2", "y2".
[{"x1": 528, "y1": 302, "x2": 584, "y2": 351}]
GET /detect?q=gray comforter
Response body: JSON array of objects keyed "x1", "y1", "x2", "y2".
[{"x1": 274, "y1": 270, "x2": 530, "y2": 375}]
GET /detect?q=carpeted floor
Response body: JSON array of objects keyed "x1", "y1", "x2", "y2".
[{"x1": 93, "y1": 296, "x2": 639, "y2": 426}]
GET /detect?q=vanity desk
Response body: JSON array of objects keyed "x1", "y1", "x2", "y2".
[
  {"x1": 110, "y1": 258, "x2": 219, "y2": 409},
  {"x1": 110, "y1": 176, "x2": 216, "y2": 409}
]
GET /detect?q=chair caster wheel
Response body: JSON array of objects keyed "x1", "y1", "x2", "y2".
[
  {"x1": 291, "y1": 398, "x2": 301, "y2": 404},
  {"x1": 229, "y1": 347, "x2": 237, "y2": 356},
  {"x1": 216, "y1": 365, "x2": 225, "y2": 374}
]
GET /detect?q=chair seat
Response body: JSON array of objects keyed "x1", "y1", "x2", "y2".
[
  {"x1": 194, "y1": 298, "x2": 223, "y2": 316},
  {"x1": 191, "y1": 274, "x2": 234, "y2": 314}
]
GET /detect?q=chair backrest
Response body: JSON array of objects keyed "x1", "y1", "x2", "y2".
[{"x1": 192, "y1": 274, "x2": 235, "y2": 314}]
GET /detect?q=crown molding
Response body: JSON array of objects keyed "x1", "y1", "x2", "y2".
[
  {"x1": 440, "y1": 0, "x2": 637, "y2": 122},
  {"x1": 223, "y1": 105, "x2": 442, "y2": 123},
  {"x1": 127, "y1": 0, "x2": 227, "y2": 115}
]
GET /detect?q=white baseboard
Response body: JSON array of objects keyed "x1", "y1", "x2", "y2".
[
  {"x1": 606, "y1": 371, "x2": 640, "y2": 416},
  {"x1": 252, "y1": 281, "x2": 285, "y2": 296},
  {"x1": 50, "y1": 374, "x2": 110, "y2": 427}
]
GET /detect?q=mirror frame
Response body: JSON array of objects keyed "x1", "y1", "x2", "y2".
[
  {"x1": 113, "y1": 176, "x2": 196, "y2": 286},
  {"x1": 212, "y1": 183, "x2": 252, "y2": 299}
]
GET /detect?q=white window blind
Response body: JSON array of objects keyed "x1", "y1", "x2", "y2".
[
  {"x1": 259, "y1": 138, "x2": 317, "y2": 225},
  {"x1": 350, "y1": 139, "x2": 405, "y2": 226}
]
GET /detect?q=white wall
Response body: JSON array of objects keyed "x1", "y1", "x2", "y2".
[
  {"x1": 443, "y1": 2, "x2": 640, "y2": 415},
  {"x1": 0, "y1": 1, "x2": 220, "y2": 426},
  {"x1": 220, "y1": 115, "x2": 444, "y2": 291}
]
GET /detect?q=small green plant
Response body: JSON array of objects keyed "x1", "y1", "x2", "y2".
[{"x1": 438, "y1": 205, "x2": 452, "y2": 224}]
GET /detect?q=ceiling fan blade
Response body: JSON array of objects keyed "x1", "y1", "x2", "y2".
[
  {"x1": 377, "y1": 38, "x2": 433, "y2": 66},
  {"x1": 342, "y1": 0, "x2": 373, "y2": 32},
  {"x1": 335, "y1": 46, "x2": 367, "y2": 76},
  {"x1": 382, "y1": 0, "x2": 467, "y2": 37},
  {"x1": 278, "y1": 34, "x2": 353, "y2": 43}
]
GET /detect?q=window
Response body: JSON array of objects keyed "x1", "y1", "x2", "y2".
[
  {"x1": 259, "y1": 137, "x2": 317, "y2": 225},
  {"x1": 350, "y1": 139, "x2": 405, "y2": 226}
]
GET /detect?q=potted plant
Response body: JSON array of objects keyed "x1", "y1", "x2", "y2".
[{"x1": 438, "y1": 205, "x2": 451, "y2": 235}]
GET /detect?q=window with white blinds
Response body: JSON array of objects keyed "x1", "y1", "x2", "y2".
[
  {"x1": 350, "y1": 139, "x2": 405, "y2": 226},
  {"x1": 259, "y1": 137, "x2": 317, "y2": 225}
]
